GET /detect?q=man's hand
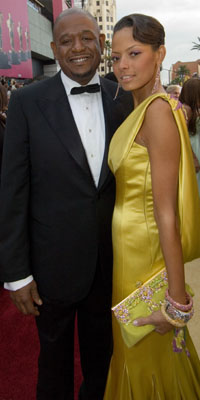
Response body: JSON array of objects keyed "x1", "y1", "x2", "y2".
[
  {"x1": 133, "y1": 309, "x2": 173, "y2": 335},
  {"x1": 10, "y1": 280, "x2": 43, "y2": 316}
]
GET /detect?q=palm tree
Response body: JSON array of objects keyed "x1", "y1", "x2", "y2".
[
  {"x1": 191, "y1": 37, "x2": 200, "y2": 51},
  {"x1": 171, "y1": 65, "x2": 190, "y2": 85}
]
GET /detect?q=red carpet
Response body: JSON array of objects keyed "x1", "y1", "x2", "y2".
[{"x1": 0, "y1": 287, "x2": 82, "y2": 400}]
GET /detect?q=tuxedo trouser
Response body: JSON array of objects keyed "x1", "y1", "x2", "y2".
[{"x1": 35, "y1": 260, "x2": 112, "y2": 400}]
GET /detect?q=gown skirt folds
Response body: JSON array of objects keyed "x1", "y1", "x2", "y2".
[{"x1": 104, "y1": 94, "x2": 200, "y2": 400}]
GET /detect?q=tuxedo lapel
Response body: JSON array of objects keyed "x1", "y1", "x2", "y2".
[{"x1": 37, "y1": 73, "x2": 93, "y2": 182}]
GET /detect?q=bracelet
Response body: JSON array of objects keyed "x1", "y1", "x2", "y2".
[
  {"x1": 165, "y1": 301, "x2": 194, "y2": 324},
  {"x1": 165, "y1": 289, "x2": 193, "y2": 312},
  {"x1": 161, "y1": 304, "x2": 186, "y2": 328}
]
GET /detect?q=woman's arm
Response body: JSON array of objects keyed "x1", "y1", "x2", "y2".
[
  {"x1": 133, "y1": 98, "x2": 189, "y2": 334},
  {"x1": 142, "y1": 98, "x2": 186, "y2": 304}
]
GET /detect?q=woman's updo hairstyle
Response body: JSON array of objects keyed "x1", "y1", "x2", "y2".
[{"x1": 113, "y1": 13, "x2": 165, "y2": 51}]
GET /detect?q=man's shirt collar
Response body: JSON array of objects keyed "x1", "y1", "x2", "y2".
[{"x1": 61, "y1": 71, "x2": 100, "y2": 96}]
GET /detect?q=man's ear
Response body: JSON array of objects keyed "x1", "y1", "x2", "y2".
[
  {"x1": 50, "y1": 41, "x2": 57, "y2": 59},
  {"x1": 99, "y1": 33, "x2": 106, "y2": 54}
]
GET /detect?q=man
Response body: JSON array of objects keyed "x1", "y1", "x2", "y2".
[{"x1": 0, "y1": 8, "x2": 133, "y2": 400}]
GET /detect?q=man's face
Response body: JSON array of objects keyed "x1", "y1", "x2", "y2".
[{"x1": 51, "y1": 13, "x2": 105, "y2": 85}]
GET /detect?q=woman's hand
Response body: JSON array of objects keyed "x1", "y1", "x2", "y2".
[{"x1": 133, "y1": 309, "x2": 173, "y2": 335}]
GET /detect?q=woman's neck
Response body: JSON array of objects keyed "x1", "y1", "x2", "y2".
[{"x1": 132, "y1": 83, "x2": 165, "y2": 108}]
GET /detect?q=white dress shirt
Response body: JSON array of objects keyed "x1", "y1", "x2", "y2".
[
  {"x1": 5, "y1": 71, "x2": 106, "y2": 291},
  {"x1": 61, "y1": 71, "x2": 105, "y2": 186}
]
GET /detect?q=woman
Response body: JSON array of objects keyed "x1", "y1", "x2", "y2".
[
  {"x1": 179, "y1": 78, "x2": 200, "y2": 194},
  {"x1": 104, "y1": 14, "x2": 200, "y2": 399},
  {"x1": 166, "y1": 84, "x2": 181, "y2": 99}
]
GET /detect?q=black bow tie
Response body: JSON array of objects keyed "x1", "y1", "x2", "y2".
[{"x1": 70, "y1": 83, "x2": 100, "y2": 95}]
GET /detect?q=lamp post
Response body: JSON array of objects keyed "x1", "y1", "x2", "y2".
[{"x1": 162, "y1": 68, "x2": 173, "y2": 84}]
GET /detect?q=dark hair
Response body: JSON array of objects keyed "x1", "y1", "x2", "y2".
[
  {"x1": 179, "y1": 78, "x2": 200, "y2": 134},
  {"x1": 113, "y1": 13, "x2": 165, "y2": 50}
]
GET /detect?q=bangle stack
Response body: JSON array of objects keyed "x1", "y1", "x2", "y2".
[{"x1": 161, "y1": 289, "x2": 194, "y2": 328}]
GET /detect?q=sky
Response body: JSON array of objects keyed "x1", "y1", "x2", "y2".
[{"x1": 115, "y1": 0, "x2": 200, "y2": 84}]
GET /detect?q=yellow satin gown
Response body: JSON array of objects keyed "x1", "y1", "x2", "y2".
[{"x1": 104, "y1": 94, "x2": 200, "y2": 400}]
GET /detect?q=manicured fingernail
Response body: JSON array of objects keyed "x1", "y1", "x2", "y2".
[{"x1": 133, "y1": 320, "x2": 138, "y2": 326}]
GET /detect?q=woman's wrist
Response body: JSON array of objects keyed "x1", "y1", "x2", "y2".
[
  {"x1": 165, "y1": 289, "x2": 193, "y2": 311},
  {"x1": 167, "y1": 288, "x2": 187, "y2": 305},
  {"x1": 161, "y1": 289, "x2": 194, "y2": 327}
]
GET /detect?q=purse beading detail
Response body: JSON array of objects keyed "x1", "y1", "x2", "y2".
[{"x1": 113, "y1": 269, "x2": 168, "y2": 325}]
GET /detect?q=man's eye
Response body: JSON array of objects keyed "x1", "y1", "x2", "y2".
[
  {"x1": 61, "y1": 39, "x2": 71, "y2": 45},
  {"x1": 82, "y1": 37, "x2": 92, "y2": 41}
]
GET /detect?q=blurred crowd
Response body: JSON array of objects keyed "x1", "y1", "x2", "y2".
[{"x1": 0, "y1": 75, "x2": 25, "y2": 101}]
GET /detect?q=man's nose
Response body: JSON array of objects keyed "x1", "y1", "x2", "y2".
[{"x1": 72, "y1": 37, "x2": 85, "y2": 52}]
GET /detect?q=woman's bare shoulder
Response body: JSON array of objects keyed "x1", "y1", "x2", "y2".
[
  {"x1": 144, "y1": 96, "x2": 175, "y2": 130},
  {"x1": 146, "y1": 96, "x2": 172, "y2": 118}
]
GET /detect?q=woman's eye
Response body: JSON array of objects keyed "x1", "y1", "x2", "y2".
[
  {"x1": 130, "y1": 51, "x2": 140, "y2": 57},
  {"x1": 111, "y1": 56, "x2": 119, "y2": 63}
]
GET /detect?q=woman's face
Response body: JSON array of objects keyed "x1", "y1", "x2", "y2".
[{"x1": 111, "y1": 27, "x2": 163, "y2": 93}]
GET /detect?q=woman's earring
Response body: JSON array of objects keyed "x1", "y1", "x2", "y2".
[
  {"x1": 113, "y1": 83, "x2": 121, "y2": 100},
  {"x1": 151, "y1": 65, "x2": 161, "y2": 94}
]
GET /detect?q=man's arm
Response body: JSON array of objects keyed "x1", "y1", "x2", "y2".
[{"x1": 0, "y1": 90, "x2": 42, "y2": 315}]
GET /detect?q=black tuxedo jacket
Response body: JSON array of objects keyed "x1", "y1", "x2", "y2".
[{"x1": 0, "y1": 72, "x2": 133, "y2": 302}]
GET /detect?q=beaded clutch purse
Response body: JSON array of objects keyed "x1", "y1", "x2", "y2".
[{"x1": 112, "y1": 268, "x2": 193, "y2": 348}]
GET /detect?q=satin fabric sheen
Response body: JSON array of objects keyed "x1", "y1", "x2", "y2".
[{"x1": 104, "y1": 94, "x2": 200, "y2": 399}]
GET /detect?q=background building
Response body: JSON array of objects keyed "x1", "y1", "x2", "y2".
[
  {"x1": 171, "y1": 59, "x2": 200, "y2": 83},
  {"x1": 74, "y1": 0, "x2": 84, "y2": 7},
  {"x1": 28, "y1": 0, "x2": 55, "y2": 78},
  {"x1": 83, "y1": 0, "x2": 116, "y2": 75}
]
